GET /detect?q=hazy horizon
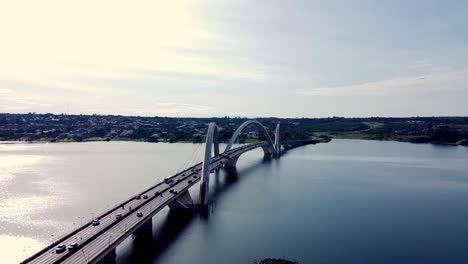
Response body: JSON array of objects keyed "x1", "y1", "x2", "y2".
[{"x1": 2, "y1": 111, "x2": 468, "y2": 119}]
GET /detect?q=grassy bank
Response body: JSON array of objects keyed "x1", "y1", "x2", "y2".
[
  {"x1": 332, "y1": 132, "x2": 468, "y2": 146},
  {"x1": 255, "y1": 258, "x2": 298, "y2": 264}
]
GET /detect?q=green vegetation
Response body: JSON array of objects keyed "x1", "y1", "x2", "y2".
[
  {"x1": 255, "y1": 258, "x2": 298, "y2": 264},
  {"x1": 177, "y1": 139, "x2": 194, "y2": 143},
  {"x1": 83, "y1": 137, "x2": 109, "y2": 142},
  {"x1": 244, "y1": 138, "x2": 264, "y2": 144},
  {"x1": 56, "y1": 138, "x2": 76, "y2": 143},
  {"x1": 1, "y1": 113, "x2": 467, "y2": 146},
  {"x1": 35, "y1": 137, "x2": 55, "y2": 142}
]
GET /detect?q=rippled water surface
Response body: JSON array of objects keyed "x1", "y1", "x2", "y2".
[{"x1": 1, "y1": 140, "x2": 468, "y2": 264}]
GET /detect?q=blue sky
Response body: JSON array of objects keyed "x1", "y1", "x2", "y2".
[{"x1": 0, "y1": 0, "x2": 467, "y2": 117}]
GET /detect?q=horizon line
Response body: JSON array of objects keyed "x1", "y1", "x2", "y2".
[{"x1": 1, "y1": 111, "x2": 467, "y2": 119}]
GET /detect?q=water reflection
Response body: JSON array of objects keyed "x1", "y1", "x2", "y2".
[
  {"x1": 3, "y1": 140, "x2": 468, "y2": 264},
  {"x1": 0, "y1": 235, "x2": 44, "y2": 264},
  {"x1": 119, "y1": 210, "x2": 194, "y2": 264},
  {"x1": 120, "y1": 156, "x2": 275, "y2": 263}
]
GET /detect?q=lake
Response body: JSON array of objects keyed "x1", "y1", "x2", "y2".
[{"x1": 1, "y1": 139, "x2": 468, "y2": 263}]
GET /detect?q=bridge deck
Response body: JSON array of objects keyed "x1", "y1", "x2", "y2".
[{"x1": 22, "y1": 144, "x2": 262, "y2": 264}]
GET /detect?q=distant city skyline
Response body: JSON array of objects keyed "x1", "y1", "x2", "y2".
[{"x1": 1, "y1": 0, "x2": 467, "y2": 117}]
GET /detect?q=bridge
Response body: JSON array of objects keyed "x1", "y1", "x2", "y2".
[{"x1": 22, "y1": 120, "x2": 320, "y2": 264}]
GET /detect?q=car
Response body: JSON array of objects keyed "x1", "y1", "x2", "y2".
[
  {"x1": 115, "y1": 214, "x2": 123, "y2": 220},
  {"x1": 164, "y1": 177, "x2": 172, "y2": 183},
  {"x1": 68, "y1": 242, "x2": 78, "y2": 252},
  {"x1": 135, "y1": 195, "x2": 141, "y2": 200},
  {"x1": 193, "y1": 175, "x2": 197, "y2": 178},
  {"x1": 154, "y1": 191, "x2": 160, "y2": 197},
  {"x1": 142, "y1": 194, "x2": 148, "y2": 199},
  {"x1": 170, "y1": 189, "x2": 178, "y2": 194},
  {"x1": 136, "y1": 212, "x2": 143, "y2": 217},
  {"x1": 55, "y1": 244, "x2": 66, "y2": 254},
  {"x1": 188, "y1": 180, "x2": 192, "y2": 184},
  {"x1": 92, "y1": 219, "x2": 100, "y2": 226}
]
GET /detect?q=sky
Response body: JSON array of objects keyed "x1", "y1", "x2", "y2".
[{"x1": 0, "y1": 0, "x2": 467, "y2": 117}]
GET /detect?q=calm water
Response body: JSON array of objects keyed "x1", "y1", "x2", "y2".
[{"x1": 1, "y1": 140, "x2": 468, "y2": 263}]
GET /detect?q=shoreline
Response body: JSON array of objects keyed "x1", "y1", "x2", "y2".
[
  {"x1": 0, "y1": 137, "x2": 466, "y2": 147},
  {"x1": 332, "y1": 133, "x2": 468, "y2": 147}
]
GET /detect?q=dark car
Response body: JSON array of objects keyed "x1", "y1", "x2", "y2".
[
  {"x1": 164, "y1": 177, "x2": 173, "y2": 184},
  {"x1": 137, "y1": 212, "x2": 143, "y2": 217},
  {"x1": 92, "y1": 219, "x2": 100, "y2": 226},
  {"x1": 143, "y1": 194, "x2": 148, "y2": 199},
  {"x1": 116, "y1": 214, "x2": 123, "y2": 220},
  {"x1": 135, "y1": 195, "x2": 141, "y2": 200},
  {"x1": 55, "y1": 244, "x2": 66, "y2": 254}
]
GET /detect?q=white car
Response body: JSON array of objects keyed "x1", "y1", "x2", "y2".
[{"x1": 68, "y1": 242, "x2": 78, "y2": 252}]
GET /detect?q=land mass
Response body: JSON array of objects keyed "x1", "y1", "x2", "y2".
[{"x1": 0, "y1": 113, "x2": 467, "y2": 146}]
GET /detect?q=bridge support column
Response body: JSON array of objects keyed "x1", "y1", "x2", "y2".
[
  {"x1": 261, "y1": 145, "x2": 274, "y2": 158},
  {"x1": 99, "y1": 248, "x2": 116, "y2": 264},
  {"x1": 224, "y1": 155, "x2": 239, "y2": 170},
  {"x1": 133, "y1": 219, "x2": 152, "y2": 236},
  {"x1": 168, "y1": 190, "x2": 194, "y2": 210},
  {"x1": 199, "y1": 180, "x2": 209, "y2": 208}
]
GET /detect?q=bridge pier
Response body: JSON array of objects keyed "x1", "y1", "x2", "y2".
[
  {"x1": 199, "y1": 180, "x2": 209, "y2": 208},
  {"x1": 133, "y1": 219, "x2": 152, "y2": 236},
  {"x1": 98, "y1": 248, "x2": 116, "y2": 264},
  {"x1": 261, "y1": 145, "x2": 274, "y2": 158},
  {"x1": 168, "y1": 190, "x2": 194, "y2": 210},
  {"x1": 224, "y1": 155, "x2": 239, "y2": 170}
]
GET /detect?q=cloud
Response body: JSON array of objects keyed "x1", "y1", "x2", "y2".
[{"x1": 297, "y1": 70, "x2": 468, "y2": 96}]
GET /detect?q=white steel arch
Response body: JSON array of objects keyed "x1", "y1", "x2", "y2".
[
  {"x1": 224, "y1": 120, "x2": 276, "y2": 155},
  {"x1": 199, "y1": 122, "x2": 219, "y2": 206}
]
